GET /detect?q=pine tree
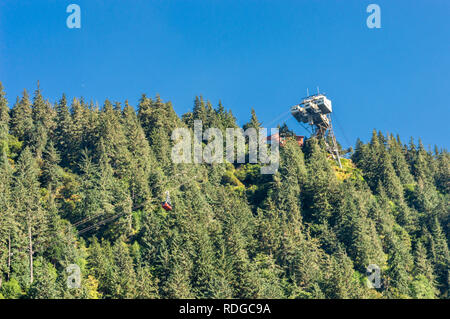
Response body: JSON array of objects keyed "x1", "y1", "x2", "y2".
[
  {"x1": 387, "y1": 134, "x2": 414, "y2": 185},
  {"x1": 429, "y1": 217, "x2": 449, "y2": 296},
  {"x1": 30, "y1": 83, "x2": 55, "y2": 158},
  {"x1": 322, "y1": 246, "x2": 366, "y2": 298},
  {"x1": 385, "y1": 230, "x2": 413, "y2": 298},
  {"x1": 193, "y1": 96, "x2": 207, "y2": 123},
  {"x1": 0, "y1": 149, "x2": 15, "y2": 285},
  {"x1": 411, "y1": 240, "x2": 437, "y2": 298},
  {"x1": 243, "y1": 108, "x2": 262, "y2": 131},
  {"x1": 10, "y1": 90, "x2": 33, "y2": 142},
  {"x1": 87, "y1": 238, "x2": 113, "y2": 297},
  {"x1": 303, "y1": 138, "x2": 338, "y2": 223},
  {"x1": 122, "y1": 101, "x2": 154, "y2": 210},
  {"x1": 134, "y1": 265, "x2": 159, "y2": 298},
  {"x1": 27, "y1": 256, "x2": 60, "y2": 298},
  {"x1": 13, "y1": 147, "x2": 48, "y2": 284},
  {"x1": 68, "y1": 98, "x2": 89, "y2": 168},
  {"x1": 96, "y1": 99, "x2": 132, "y2": 179},
  {"x1": 335, "y1": 185, "x2": 385, "y2": 272},
  {"x1": 54, "y1": 94, "x2": 73, "y2": 166},
  {"x1": 41, "y1": 141, "x2": 62, "y2": 190},
  {"x1": 434, "y1": 150, "x2": 449, "y2": 194},
  {"x1": 109, "y1": 239, "x2": 137, "y2": 298},
  {"x1": 0, "y1": 82, "x2": 9, "y2": 126}
]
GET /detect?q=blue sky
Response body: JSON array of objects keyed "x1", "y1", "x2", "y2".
[{"x1": 1, "y1": 0, "x2": 449, "y2": 149}]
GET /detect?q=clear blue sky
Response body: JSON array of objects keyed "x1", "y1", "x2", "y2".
[{"x1": 1, "y1": 0, "x2": 449, "y2": 149}]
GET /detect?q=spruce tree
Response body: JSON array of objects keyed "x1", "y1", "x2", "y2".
[
  {"x1": 10, "y1": 90, "x2": 33, "y2": 142},
  {"x1": 54, "y1": 94, "x2": 73, "y2": 166},
  {"x1": 0, "y1": 82, "x2": 9, "y2": 126},
  {"x1": 243, "y1": 108, "x2": 262, "y2": 131},
  {"x1": 13, "y1": 147, "x2": 48, "y2": 284}
]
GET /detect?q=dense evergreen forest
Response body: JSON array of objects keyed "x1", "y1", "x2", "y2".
[{"x1": 0, "y1": 82, "x2": 448, "y2": 299}]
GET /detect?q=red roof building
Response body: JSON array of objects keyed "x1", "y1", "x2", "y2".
[{"x1": 266, "y1": 132, "x2": 304, "y2": 147}]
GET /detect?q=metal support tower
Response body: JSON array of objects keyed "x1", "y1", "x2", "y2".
[
  {"x1": 290, "y1": 93, "x2": 342, "y2": 168},
  {"x1": 323, "y1": 114, "x2": 342, "y2": 168}
]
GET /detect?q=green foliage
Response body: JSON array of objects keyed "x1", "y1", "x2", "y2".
[
  {"x1": 27, "y1": 257, "x2": 60, "y2": 299},
  {"x1": 1, "y1": 278, "x2": 23, "y2": 299},
  {"x1": 0, "y1": 86, "x2": 448, "y2": 299}
]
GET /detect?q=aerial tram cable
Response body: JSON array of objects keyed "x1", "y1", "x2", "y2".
[
  {"x1": 283, "y1": 112, "x2": 312, "y2": 136},
  {"x1": 78, "y1": 211, "x2": 128, "y2": 235},
  {"x1": 75, "y1": 172, "x2": 206, "y2": 235},
  {"x1": 331, "y1": 112, "x2": 351, "y2": 149},
  {"x1": 265, "y1": 109, "x2": 293, "y2": 129},
  {"x1": 73, "y1": 211, "x2": 105, "y2": 227}
]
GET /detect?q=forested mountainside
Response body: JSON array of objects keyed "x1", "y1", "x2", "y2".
[{"x1": 0, "y1": 82, "x2": 448, "y2": 299}]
